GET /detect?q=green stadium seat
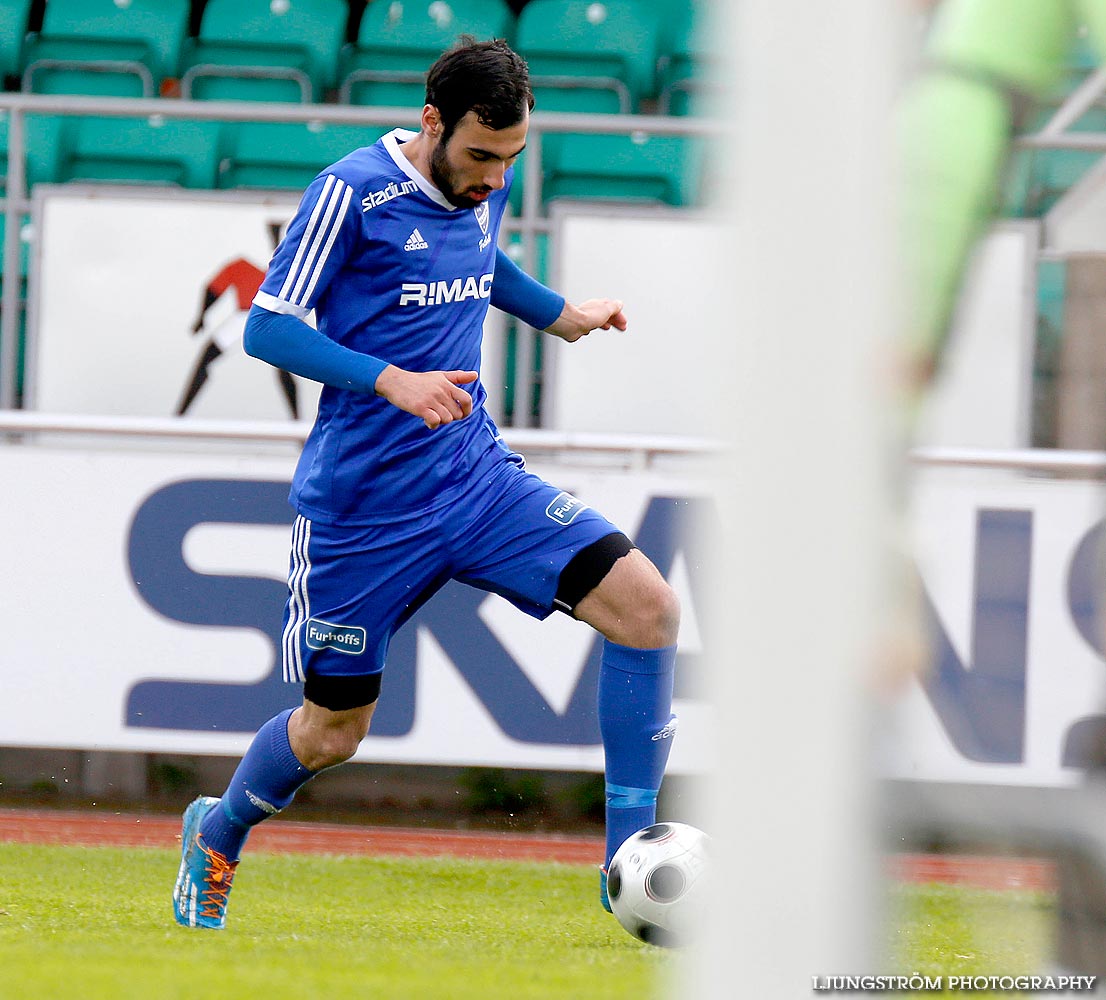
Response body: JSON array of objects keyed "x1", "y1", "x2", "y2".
[
  {"x1": 499, "y1": 233, "x2": 550, "y2": 422},
  {"x1": 0, "y1": 211, "x2": 31, "y2": 405},
  {"x1": 55, "y1": 116, "x2": 220, "y2": 188},
  {"x1": 13, "y1": 1, "x2": 204, "y2": 190},
  {"x1": 1032, "y1": 258, "x2": 1066, "y2": 447},
  {"x1": 1003, "y1": 103, "x2": 1106, "y2": 218},
  {"x1": 1000, "y1": 37, "x2": 1106, "y2": 218},
  {"x1": 1, "y1": 112, "x2": 67, "y2": 190},
  {"x1": 515, "y1": 0, "x2": 661, "y2": 114},
  {"x1": 542, "y1": 132, "x2": 703, "y2": 206},
  {"x1": 1004, "y1": 147, "x2": 1103, "y2": 218},
  {"x1": 181, "y1": 0, "x2": 348, "y2": 104},
  {"x1": 21, "y1": 0, "x2": 191, "y2": 98},
  {"x1": 339, "y1": 0, "x2": 514, "y2": 107},
  {"x1": 3, "y1": 109, "x2": 214, "y2": 191},
  {"x1": 0, "y1": 0, "x2": 32, "y2": 83},
  {"x1": 217, "y1": 120, "x2": 389, "y2": 190},
  {"x1": 0, "y1": 212, "x2": 30, "y2": 281},
  {"x1": 656, "y1": 1, "x2": 722, "y2": 116}
]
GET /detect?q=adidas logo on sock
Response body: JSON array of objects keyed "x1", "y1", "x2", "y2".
[
  {"x1": 651, "y1": 715, "x2": 679, "y2": 742},
  {"x1": 404, "y1": 228, "x2": 429, "y2": 252}
]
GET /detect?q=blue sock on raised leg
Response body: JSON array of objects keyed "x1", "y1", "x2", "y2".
[
  {"x1": 199, "y1": 708, "x2": 314, "y2": 861},
  {"x1": 598, "y1": 640, "x2": 677, "y2": 872}
]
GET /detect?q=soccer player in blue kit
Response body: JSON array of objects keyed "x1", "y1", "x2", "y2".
[{"x1": 173, "y1": 38, "x2": 680, "y2": 930}]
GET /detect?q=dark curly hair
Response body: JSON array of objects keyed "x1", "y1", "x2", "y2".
[{"x1": 425, "y1": 37, "x2": 534, "y2": 141}]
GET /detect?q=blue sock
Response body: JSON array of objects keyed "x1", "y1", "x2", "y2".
[
  {"x1": 598, "y1": 640, "x2": 677, "y2": 869},
  {"x1": 199, "y1": 708, "x2": 313, "y2": 861}
]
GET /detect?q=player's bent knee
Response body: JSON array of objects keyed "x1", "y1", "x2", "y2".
[
  {"x1": 316, "y1": 725, "x2": 371, "y2": 768},
  {"x1": 294, "y1": 707, "x2": 377, "y2": 770},
  {"x1": 297, "y1": 672, "x2": 381, "y2": 769},
  {"x1": 656, "y1": 582, "x2": 682, "y2": 644},
  {"x1": 637, "y1": 580, "x2": 681, "y2": 649}
]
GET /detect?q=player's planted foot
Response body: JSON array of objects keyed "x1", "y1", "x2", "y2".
[
  {"x1": 600, "y1": 866, "x2": 612, "y2": 913},
  {"x1": 173, "y1": 795, "x2": 239, "y2": 930}
]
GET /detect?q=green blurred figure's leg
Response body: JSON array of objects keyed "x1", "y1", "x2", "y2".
[{"x1": 900, "y1": 0, "x2": 1076, "y2": 385}]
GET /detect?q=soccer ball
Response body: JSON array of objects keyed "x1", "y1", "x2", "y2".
[{"x1": 607, "y1": 822, "x2": 709, "y2": 948}]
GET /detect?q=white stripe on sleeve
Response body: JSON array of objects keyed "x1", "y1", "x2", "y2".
[
  {"x1": 279, "y1": 174, "x2": 336, "y2": 302},
  {"x1": 288, "y1": 178, "x2": 352, "y2": 308},
  {"x1": 298, "y1": 183, "x2": 353, "y2": 307}
]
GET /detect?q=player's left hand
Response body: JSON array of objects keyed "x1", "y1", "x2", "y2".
[{"x1": 546, "y1": 299, "x2": 627, "y2": 343}]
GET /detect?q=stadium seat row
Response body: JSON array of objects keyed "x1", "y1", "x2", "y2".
[
  {"x1": 1, "y1": 0, "x2": 716, "y2": 113},
  {"x1": 0, "y1": 0, "x2": 715, "y2": 206},
  {"x1": 0, "y1": 109, "x2": 705, "y2": 206}
]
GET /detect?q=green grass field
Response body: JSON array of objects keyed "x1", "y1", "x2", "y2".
[
  {"x1": 0, "y1": 843, "x2": 1059, "y2": 1000},
  {"x1": 0, "y1": 843, "x2": 668, "y2": 1000},
  {"x1": 888, "y1": 883, "x2": 1056, "y2": 996}
]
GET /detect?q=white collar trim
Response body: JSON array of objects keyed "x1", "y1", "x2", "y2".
[{"x1": 381, "y1": 128, "x2": 457, "y2": 211}]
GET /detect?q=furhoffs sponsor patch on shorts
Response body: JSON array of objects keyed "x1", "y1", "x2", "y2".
[
  {"x1": 545, "y1": 491, "x2": 588, "y2": 525},
  {"x1": 305, "y1": 618, "x2": 366, "y2": 655}
]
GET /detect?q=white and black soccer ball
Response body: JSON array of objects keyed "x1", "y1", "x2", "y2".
[{"x1": 607, "y1": 821, "x2": 709, "y2": 948}]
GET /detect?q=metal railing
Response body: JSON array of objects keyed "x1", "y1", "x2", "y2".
[
  {"x1": 910, "y1": 444, "x2": 1106, "y2": 475},
  {"x1": 0, "y1": 408, "x2": 722, "y2": 469},
  {"x1": 0, "y1": 91, "x2": 718, "y2": 421},
  {"x1": 6, "y1": 410, "x2": 1106, "y2": 475}
]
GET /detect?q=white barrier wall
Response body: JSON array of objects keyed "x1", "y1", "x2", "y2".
[
  {"x1": 0, "y1": 442, "x2": 714, "y2": 775},
  {"x1": 3, "y1": 438, "x2": 1104, "y2": 788},
  {"x1": 31, "y1": 189, "x2": 1032, "y2": 447},
  {"x1": 914, "y1": 223, "x2": 1038, "y2": 449},
  {"x1": 888, "y1": 468, "x2": 1106, "y2": 788},
  {"x1": 32, "y1": 189, "x2": 308, "y2": 419},
  {"x1": 548, "y1": 209, "x2": 728, "y2": 437},
  {"x1": 17, "y1": 191, "x2": 1101, "y2": 788},
  {"x1": 28, "y1": 188, "x2": 507, "y2": 423}
]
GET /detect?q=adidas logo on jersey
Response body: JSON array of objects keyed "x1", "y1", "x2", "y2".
[{"x1": 404, "y1": 228, "x2": 429, "y2": 252}]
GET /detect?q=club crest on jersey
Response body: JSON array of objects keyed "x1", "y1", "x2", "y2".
[
  {"x1": 474, "y1": 201, "x2": 492, "y2": 250},
  {"x1": 304, "y1": 618, "x2": 366, "y2": 655},
  {"x1": 545, "y1": 492, "x2": 588, "y2": 525}
]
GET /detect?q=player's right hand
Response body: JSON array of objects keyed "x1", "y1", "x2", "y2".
[{"x1": 374, "y1": 366, "x2": 479, "y2": 429}]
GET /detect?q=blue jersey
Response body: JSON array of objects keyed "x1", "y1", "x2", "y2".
[{"x1": 254, "y1": 128, "x2": 512, "y2": 525}]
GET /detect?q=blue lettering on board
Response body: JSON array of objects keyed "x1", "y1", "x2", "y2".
[{"x1": 125, "y1": 481, "x2": 713, "y2": 743}]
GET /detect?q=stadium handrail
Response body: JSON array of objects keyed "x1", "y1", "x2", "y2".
[
  {"x1": 0, "y1": 408, "x2": 722, "y2": 466},
  {"x1": 2, "y1": 408, "x2": 1104, "y2": 474},
  {"x1": 0, "y1": 91, "x2": 720, "y2": 415},
  {"x1": 910, "y1": 444, "x2": 1106, "y2": 474}
]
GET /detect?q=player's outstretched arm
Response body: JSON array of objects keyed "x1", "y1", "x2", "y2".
[
  {"x1": 545, "y1": 299, "x2": 627, "y2": 344},
  {"x1": 243, "y1": 303, "x2": 388, "y2": 393},
  {"x1": 374, "y1": 366, "x2": 479, "y2": 430},
  {"x1": 489, "y1": 248, "x2": 628, "y2": 343}
]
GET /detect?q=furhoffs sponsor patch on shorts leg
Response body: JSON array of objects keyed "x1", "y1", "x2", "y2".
[
  {"x1": 304, "y1": 618, "x2": 367, "y2": 655},
  {"x1": 545, "y1": 491, "x2": 588, "y2": 525}
]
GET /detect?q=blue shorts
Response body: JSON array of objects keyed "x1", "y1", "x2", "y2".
[{"x1": 280, "y1": 452, "x2": 622, "y2": 682}]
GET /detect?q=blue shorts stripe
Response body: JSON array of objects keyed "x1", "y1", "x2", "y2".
[{"x1": 282, "y1": 515, "x2": 312, "y2": 683}]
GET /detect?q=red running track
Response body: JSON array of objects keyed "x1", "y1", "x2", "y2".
[
  {"x1": 0, "y1": 808, "x2": 1058, "y2": 890},
  {"x1": 0, "y1": 808, "x2": 605, "y2": 865}
]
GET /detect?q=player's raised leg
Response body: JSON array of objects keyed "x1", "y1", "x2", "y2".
[
  {"x1": 573, "y1": 548, "x2": 680, "y2": 910},
  {"x1": 172, "y1": 698, "x2": 376, "y2": 929}
]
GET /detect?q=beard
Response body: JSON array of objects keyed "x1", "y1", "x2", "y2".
[{"x1": 429, "y1": 138, "x2": 490, "y2": 209}]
